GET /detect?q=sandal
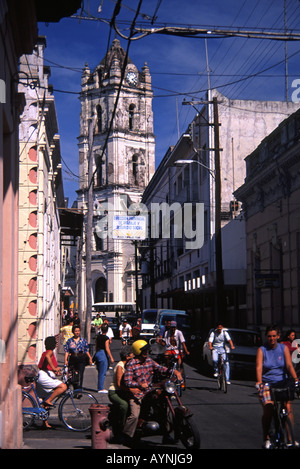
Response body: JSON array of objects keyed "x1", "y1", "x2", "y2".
[{"x1": 42, "y1": 401, "x2": 54, "y2": 408}]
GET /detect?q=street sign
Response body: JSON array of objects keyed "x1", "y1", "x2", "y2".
[
  {"x1": 112, "y1": 215, "x2": 147, "y2": 240},
  {"x1": 254, "y1": 273, "x2": 280, "y2": 288}
]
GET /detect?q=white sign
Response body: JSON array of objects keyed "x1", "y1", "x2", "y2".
[{"x1": 112, "y1": 215, "x2": 146, "y2": 240}]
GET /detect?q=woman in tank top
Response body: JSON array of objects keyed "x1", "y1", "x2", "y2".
[{"x1": 256, "y1": 324, "x2": 299, "y2": 449}]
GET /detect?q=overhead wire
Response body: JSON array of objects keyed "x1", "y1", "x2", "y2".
[{"x1": 227, "y1": 0, "x2": 300, "y2": 98}]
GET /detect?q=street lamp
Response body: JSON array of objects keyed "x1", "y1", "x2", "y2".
[{"x1": 174, "y1": 159, "x2": 215, "y2": 178}]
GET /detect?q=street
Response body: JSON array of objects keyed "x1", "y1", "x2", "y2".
[{"x1": 22, "y1": 338, "x2": 300, "y2": 450}]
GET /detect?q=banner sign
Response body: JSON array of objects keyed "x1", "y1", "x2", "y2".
[{"x1": 112, "y1": 215, "x2": 147, "y2": 240}]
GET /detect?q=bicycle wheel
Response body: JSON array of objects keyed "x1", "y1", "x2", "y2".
[
  {"x1": 22, "y1": 391, "x2": 36, "y2": 430},
  {"x1": 221, "y1": 368, "x2": 227, "y2": 394},
  {"x1": 217, "y1": 373, "x2": 222, "y2": 390},
  {"x1": 59, "y1": 390, "x2": 98, "y2": 431}
]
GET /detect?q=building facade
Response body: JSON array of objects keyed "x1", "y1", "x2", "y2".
[
  {"x1": 141, "y1": 90, "x2": 299, "y2": 331},
  {"x1": 235, "y1": 108, "x2": 300, "y2": 330},
  {"x1": 0, "y1": 0, "x2": 81, "y2": 450},
  {"x1": 77, "y1": 39, "x2": 155, "y2": 313},
  {"x1": 18, "y1": 37, "x2": 64, "y2": 366}
]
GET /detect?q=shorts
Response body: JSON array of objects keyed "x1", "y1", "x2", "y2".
[
  {"x1": 258, "y1": 383, "x2": 272, "y2": 405},
  {"x1": 36, "y1": 370, "x2": 63, "y2": 398},
  {"x1": 258, "y1": 380, "x2": 294, "y2": 406}
]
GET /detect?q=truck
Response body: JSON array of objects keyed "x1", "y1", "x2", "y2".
[
  {"x1": 140, "y1": 309, "x2": 158, "y2": 341},
  {"x1": 140, "y1": 308, "x2": 191, "y2": 341},
  {"x1": 154, "y1": 309, "x2": 191, "y2": 338}
]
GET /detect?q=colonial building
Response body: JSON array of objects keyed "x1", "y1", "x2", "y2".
[
  {"x1": 18, "y1": 37, "x2": 64, "y2": 366},
  {"x1": 77, "y1": 39, "x2": 155, "y2": 312},
  {"x1": 235, "y1": 108, "x2": 300, "y2": 330},
  {"x1": 0, "y1": 0, "x2": 81, "y2": 450},
  {"x1": 141, "y1": 90, "x2": 299, "y2": 331}
]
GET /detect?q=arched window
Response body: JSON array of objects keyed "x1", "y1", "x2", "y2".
[
  {"x1": 95, "y1": 154, "x2": 103, "y2": 187},
  {"x1": 95, "y1": 277, "x2": 107, "y2": 303},
  {"x1": 129, "y1": 104, "x2": 135, "y2": 130}
]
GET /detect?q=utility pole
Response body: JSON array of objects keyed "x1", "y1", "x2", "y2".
[
  {"x1": 212, "y1": 97, "x2": 225, "y2": 321},
  {"x1": 134, "y1": 240, "x2": 139, "y2": 314},
  {"x1": 182, "y1": 97, "x2": 225, "y2": 322},
  {"x1": 85, "y1": 116, "x2": 95, "y2": 344}
]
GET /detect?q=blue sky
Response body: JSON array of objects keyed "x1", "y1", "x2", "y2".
[{"x1": 37, "y1": 0, "x2": 300, "y2": 205}]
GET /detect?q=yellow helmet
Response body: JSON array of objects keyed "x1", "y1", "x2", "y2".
[{"x1": 132, "y1": 340, "x2": 149, "y2": 356}]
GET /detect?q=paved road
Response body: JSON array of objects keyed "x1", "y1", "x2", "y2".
[{"x1": 22, "y1": 338, "x2": 300, "y2": 450}]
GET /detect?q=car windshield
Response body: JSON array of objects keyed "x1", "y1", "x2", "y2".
[
  {"x1": 160, "y1": 315, "x2": 191, "y2": 330},
  {"x1": 142, "y1": 311, "x2": 157, "y2": 324},
  {"x1": 229, "y1": 331, "x2": 261, "y2": 347}
]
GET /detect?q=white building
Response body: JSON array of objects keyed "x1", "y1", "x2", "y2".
[
  {"x1": 18, "y1": 37, "x2": 64, "y2": 364},
  {"x1": 76, "y1": 39, "x2": 155, "y2": 313},
  {"x1": 141, "y1": 90, "x2": 299, "y2": 330}
]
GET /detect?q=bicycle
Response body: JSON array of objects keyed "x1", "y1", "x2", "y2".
[
  {"x1": 258, "y1": 382, "x2": 298, "y2": 449},
  {"x1": 121, "y1": 336, "x2": 133, "y2": 346},
  {"x1": 216, "y1": 354, "x2": 227, "y2": 394},
  {"x1": 22, "y1": 366, "x2": 98, "y2": 432}
]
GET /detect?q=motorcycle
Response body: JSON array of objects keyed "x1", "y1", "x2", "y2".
[
  {"x1": 149, "y1": 338, "x2": 186, "y2": 395},
  {"x1": 109, "y1": 351, "x2": 200, "y2": 449}
]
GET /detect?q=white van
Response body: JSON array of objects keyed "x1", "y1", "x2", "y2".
[{"x1": 140, "y1": 309, "x2": 158, "y2": 340}]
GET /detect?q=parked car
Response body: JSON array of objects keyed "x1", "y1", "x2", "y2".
[{"x1": 202, "y1": 328, "x2": 262, "y2": 377}]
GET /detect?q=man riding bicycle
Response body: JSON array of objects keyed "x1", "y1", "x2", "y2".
[
  {"x1": 163, "y1": 321, "x2": 189, "y2": 370},
  {"x1": 119, "y1": 319, "x2": 132, "y2": 345},
  {"x1": 208, "y1": 323, "x2": 235, "y2": 384}
]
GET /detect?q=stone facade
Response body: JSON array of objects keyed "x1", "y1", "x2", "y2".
[
  {"x1": 77, "y1": 39, "x2": 155, "y2": 310},
  {"x1": 235, "y1": 108, "x2": 300, "y2": 329}
]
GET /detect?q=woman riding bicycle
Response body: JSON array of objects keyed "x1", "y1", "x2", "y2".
[
  {"x1": 36, "y1": 336, "x2": 67, "y2": 428},
  {"x1": 256, "y1": 324, "x2": 299, "y2": 449},
  {"x1": 208, "y1": 323, "x2": 234, "y2": 384}
]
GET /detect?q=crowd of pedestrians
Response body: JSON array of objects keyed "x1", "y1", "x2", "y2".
[{"x1": 32, "y1": 310, "x2": 300, "y2": 449}]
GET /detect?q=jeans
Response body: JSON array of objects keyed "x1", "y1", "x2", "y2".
[
  {"x1": 68, "y1": 354, "x2": 87, "y2": 389},
  {"x1": 212, "y1": 347, "x2": 230, "y2": 382},
  {"x1": 94, "y1": 349, "x2": 108, "y2": 391}
]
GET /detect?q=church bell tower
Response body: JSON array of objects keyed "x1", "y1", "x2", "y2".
[{"x1": 77, "y1": 39, "x2": 155, "y2": 308}]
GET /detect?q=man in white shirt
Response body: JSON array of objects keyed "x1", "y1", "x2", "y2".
[
  {"x1": 208, "y1": 324, "x2": 235, "y2": 384},
  {"x1": 119, "y1": 319, "x2": 132, "y2": 344},
  {"x1": 163, "y1": 321, "x2": 189, "y2": 373}
]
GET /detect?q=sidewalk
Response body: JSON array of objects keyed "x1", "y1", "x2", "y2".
[{"x1": 22, "y1": 344, "x2": 126, "y2": 450}]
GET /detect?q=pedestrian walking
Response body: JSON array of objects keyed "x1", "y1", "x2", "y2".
[
  {"x1": 94, "y1": 323, "x2": 114, "y2": 393},
  {"x1": 64, "y1": 325, "x2": 93, "y2": 389}
]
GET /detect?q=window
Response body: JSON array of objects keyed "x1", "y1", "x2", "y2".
[
  {"x1": 95, "y1": 154, "x2": 103, "y2": 186},
  {"x1": 129, "y1": 104, "x2": 135, "y2": 130},
  {"x1": 132, "y1": 154, "x2": 138, "y2": 184},
  {"x1": 96, "y1": 105, "x2": 102, "y2": 133}
]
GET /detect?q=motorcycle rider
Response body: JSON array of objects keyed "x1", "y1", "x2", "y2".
[
  {"x1": 122, "y1": 339, "x2": 182, "y2": 445},
  {"x1": 163, "y1": 321, "x2": 190, "y2": 370}
]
